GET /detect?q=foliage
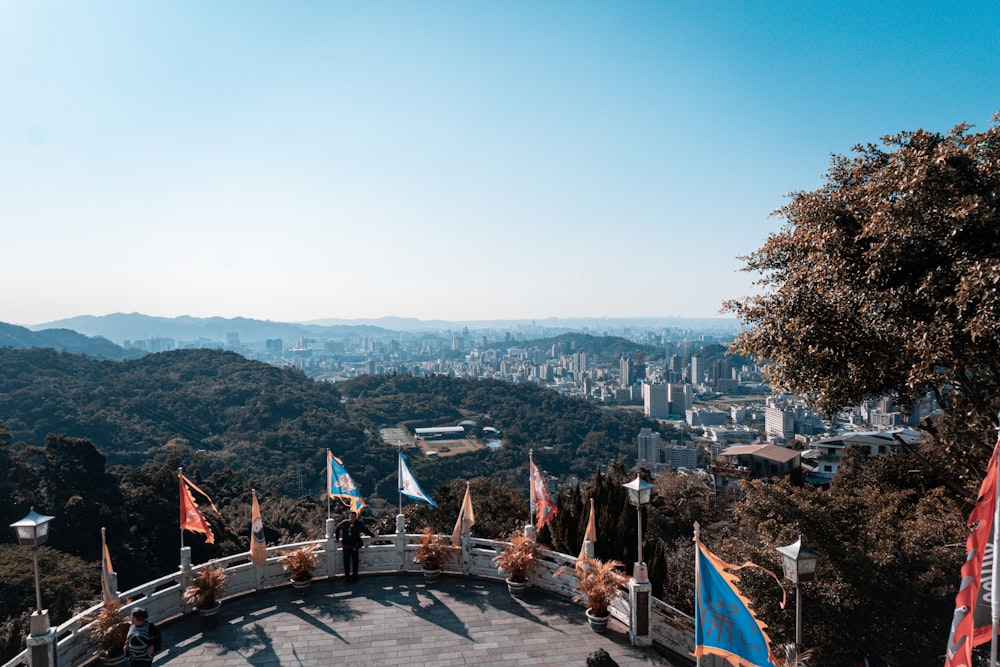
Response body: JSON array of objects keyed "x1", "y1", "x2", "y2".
[
  {"x1": 182, "y1": 563, "x2": 228, "y2": 609},
  {"x1": 556, "y1": 556, "x2": 627, "y2": 617},
  {"x1": 492, "y1": 531, "x2": 539, "y2": 583},
  {"x1": 724, "y1": 115, "x2": 1000, "y2": 484},
  {"x1": 413, "y1": 527, "x2": 450, "y2": 570},
  {"x1": 280, "y1": 544, "x2": 318, "y2": 581},
  {"x1": 723, "y1": 449, "x2": 967, "y2": 666},
  {"x1": 86, "y1": 598, "x2": 128, "y2": 658}
]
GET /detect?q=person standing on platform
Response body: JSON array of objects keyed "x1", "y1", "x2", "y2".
[
  {"x1": 124, "y1": 607, "x2": 161, "y2": 667},
  {"x1": 334, "y1": 510, "x2": 374, "y2": 583}
]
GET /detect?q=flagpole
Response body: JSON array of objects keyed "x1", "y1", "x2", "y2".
[
  {"x1": 693, "y1": 521, "x2": 701, "y2": 667},
  {"x1": 529, "y1": 449, "x2": 535, "y2": 530},
  {"x1": 178, "y1": 467, "x2": 185, "y2": 550},
  {"x1": 992, "y1": 415, "x2": 1000, "y2": 667},
  {"x1": 326, "y1": 450, "x2": 331, "y2": 520},
  {"x1": 398, "y1": 442, "x2": 404, "y2": 516}
]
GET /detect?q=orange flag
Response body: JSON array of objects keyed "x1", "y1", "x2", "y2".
[
  {"x1": 578, "y1": 498, "x2": 596, "y2": 561},
  {"x1": 249, "y1": 489, "x2": 267, "y2": 566},
  {"x1": 101, "y1": 527, "x2": 116, "y2": 603},
  {"x1": 451, "y1": 482, "x2": 475, "y2": 547},
  {"x1": 180, "y1": 472, "x2": 219, "y2": 544}
]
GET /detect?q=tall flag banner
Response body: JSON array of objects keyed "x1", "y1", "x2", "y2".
[
  {"x1": 694, "y1": 536, "x2": 780, "y2": 667},
  {"x1": 100, "y1": 527, "x2": 115, "y2": 603},
  {"x1": 945, "y1": 436, "x2": 1000, "y2": 667},
  {"x1": 250, "y1": 489, "x2": 267, "y2": 567},
  {"x1": 451, "y1": 482, "x2": 476, "y2": 547},
  {"x1": 529, "y1": 451, "x2": 558, "y2": 530},
  {"x1": 327, "y1": 450, "x2": 366, "y2": 514},
  {"x1": 579, "y1": 498, "x2": 597, "y2": 561},
  {"x1": 179, "y1": 472, "x2": 219, "y2": 544},
  {"x1": 399, "y1": 451, "x2": 438, "y2": 508}
]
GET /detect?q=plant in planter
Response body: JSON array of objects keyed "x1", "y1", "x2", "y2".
[
  {"x1": 87, "y1": 598, "x2": 130, "y2": 665},
  {"x1": 492, "y1": 530, "x2": 539, "y2": 596},
  {"x1": 281, "y1": 544, "x2": 319, "y2": 589},
  {"x1": 556, "y1": 556, "x2": 627, "y2": 632},
  {"x1": 182, "y1": 562, "x2": 228, "y2": 614},
  {"x1": 414, "y1": 527, "x2": 450, "y2": 583}
]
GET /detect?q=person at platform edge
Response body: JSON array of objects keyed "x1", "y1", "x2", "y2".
[
  {"x1": 124, "y1": 607, "x2": 161, "y2": 667},
  {"x1": 334, "y1": 510, "x2": 374, "y2": 583}
]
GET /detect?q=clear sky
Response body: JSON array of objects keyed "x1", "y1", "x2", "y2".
[{"x1": 2, "y1": 1, "x2": 998, "y2": 325}]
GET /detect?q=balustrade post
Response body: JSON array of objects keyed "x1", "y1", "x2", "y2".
[
  {"x1": 325, "y1": 518, "x2": 337, "y2": 578},
  {"x1": 395, "y1": 514, "x2": 406, "y2": 572},
  {"x1": 628, "y1": 576, "x2": 652, "y2": 647}
]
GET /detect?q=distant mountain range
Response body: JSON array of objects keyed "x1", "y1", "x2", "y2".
[{"x1": 28, "y1": 312, "x2": 739, "y2": 346}]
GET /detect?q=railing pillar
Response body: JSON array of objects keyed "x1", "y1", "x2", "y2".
[
  {"x1": 628, "y1": 576, "x2": 652, "y2": 647},
  {"x1": 25, "y1": 627, "x2": 56, "y2": 667},
  {"x1": 395, "y1": 514, "x2": 406, "y2": 572},
  {"x1": 461, "y1": 531, "x2": 472, "y2": 575},
  {"x1": 325, "y1": 518, "x2": 338, "y2": 578}
]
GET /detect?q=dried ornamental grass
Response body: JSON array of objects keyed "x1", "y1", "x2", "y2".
[
  {"x1": 87, "y1": 598, "x2": 129, "y2": 658},
  {"x1": 492, "y1": 531, "x2": 539, "y2": 583},
  {"x1": 414, "y1": 527, "x2": 450, "y2": 570},
  {"x1": 281, "y1": 544, "x2": 319, "y2": 581},
  {"x1": 557, "y1": 556, "x2": 627, "y2": 617},
  {"x1": 182, "y1": 563, "x2": 228, "y2": 609}
]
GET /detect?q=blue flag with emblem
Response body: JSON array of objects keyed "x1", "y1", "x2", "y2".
[
  {"x1": 694, "y1": 536, "x2": 779, "y2": 667},
  {"x1": 327, "y1": 450, "x2": 366, "y2": 514}
]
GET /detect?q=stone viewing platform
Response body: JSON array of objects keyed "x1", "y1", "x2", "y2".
[
  {"x1": 4, "y1": 517, "x2": 698, "y2": 666},
  {"x1": 151, "y1": 573, "x2": 685, "y2": 666}
]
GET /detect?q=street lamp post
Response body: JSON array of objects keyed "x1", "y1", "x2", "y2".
[
  {"x1": 623, "y1": 475, "x2": 653, "y2": 582},
  {"x1": 623, "y1": 474, "x2": 654, "y2": 647},
  {"x1": 776, "y1": 536, "x2": 824, "y2": 665},
  {"x1": 11, "y1": 508, "x2": 56, "y2": 666}
]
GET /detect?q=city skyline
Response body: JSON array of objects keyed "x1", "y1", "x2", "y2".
[{"x1": 3, "y1": 2, "x2": 999, "y2": 326}]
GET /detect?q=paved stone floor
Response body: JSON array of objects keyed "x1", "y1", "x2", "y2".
[{"x1": 152, "y1": 573, "x2": 693, "y2": 666}]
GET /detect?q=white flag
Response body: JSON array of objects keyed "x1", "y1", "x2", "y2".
[{"x1": 399, "y1": 451, "x2": 437, "y2": 508}]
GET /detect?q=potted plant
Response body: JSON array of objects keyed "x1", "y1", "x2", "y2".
[
  {"x1": 182, "y1": 562, "x2": 228, "y2": 615},
  {"x1": 87, "y1": 598, "x2": 129, "y2": 665},
  {"x1": 557, "y1": 556, "x2": 627, "y2": 632},
  {"x1": 414, "y1": 526, "x2": 450, "y2": 583},
  {"x1": 492, "y1": 530, "x2": 539, "y2": 597},
  {"x1": 281, "y1": 544, "x2": 319, "y2": 590}
]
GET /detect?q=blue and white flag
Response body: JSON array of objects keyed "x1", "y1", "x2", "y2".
[
  {"x1": 694, "y1": 538, "x2": 779, "y2": 667},
  {"x1": 327, "y1": 450, "x2": 366, "y2": 514},
  {"x1": 399, "y1": 451, "x2": 437, "y2": 508}
]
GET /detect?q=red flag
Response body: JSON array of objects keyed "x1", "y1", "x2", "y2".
[
  {"x1": 530, "y1": 454, "x2": 558, "y2": 530},
  {"x1": 945, "y1": 437, "x2": 1000, "y2": 666},
  {"x1": 180, "y1": 473, "x2": 219, "y2": 545}
]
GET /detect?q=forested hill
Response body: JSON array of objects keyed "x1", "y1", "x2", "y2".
[
  {"x1": 0, "y1": 321, "x2": 139, "y2": 360},
  {"x1": 0, "y1": 347, "x2": 652, "y2": 501}
]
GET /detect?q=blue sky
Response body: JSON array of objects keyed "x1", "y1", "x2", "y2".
[{"x1": 3, "y1": 1, "x2": 998, "y2": 325}]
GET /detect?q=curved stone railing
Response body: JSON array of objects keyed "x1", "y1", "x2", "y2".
[{"x1": 3, "y1": 520, "x2": 694, "y2": 666}]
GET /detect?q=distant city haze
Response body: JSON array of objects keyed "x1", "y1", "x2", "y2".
[{"x1": 3, "y1": 3, "x2": 998, "y2": 325}]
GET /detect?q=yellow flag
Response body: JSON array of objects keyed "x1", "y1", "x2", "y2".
[
  {"x1": 250, "y1": 490, "x2": 267, "y2": 566},
  {"x1": 578, "y1": 498, "x2": 597, "y2": 561},
  {"x1": 101, "y1": 527, "x2": 115, "y2": 603},
  {"x1": 451, "y1": 482, "x2": 475, "y2": 547}
]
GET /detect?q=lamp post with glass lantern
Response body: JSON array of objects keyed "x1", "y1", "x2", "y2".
[
  {"x1": 776, "y1": 536, "x2": 824, "y2": 665},
  {"x1": 10, "y1": 508, "x2": 56, "y2": 666},
  {"x1": 623, "y1": 475, "x2": 653, "y2": 647}
]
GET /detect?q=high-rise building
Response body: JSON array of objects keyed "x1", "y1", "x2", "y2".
[
  {"x1": 643, "y1": 382, "x2": 669, "y2": 419},
  {"x1": 668, "y1": 383, "x2": 693, "y2": 416},
  {"x1": 690, "y1": 356, "x2": 701, "y2": 385},
  {"x1": 637, "y1": 427, "x2": 660, "y2": 467},
  {"x1": 620, "y1": 356, "x2": 634, "y2": 388},
  {"x1": 765, "y1": 406, "x2": 795, "y2": 440}
]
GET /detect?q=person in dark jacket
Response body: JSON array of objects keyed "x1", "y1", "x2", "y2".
[
  {"x1": 334, "y1": 510, "x2": 374, "y2": 583},
  {"x1": 124, "y1": 607, "x2": 161, "y2": 666}
]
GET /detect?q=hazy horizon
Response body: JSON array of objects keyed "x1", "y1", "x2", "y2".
[{"x1": 4, "y1": 2, "x2": 998, "y2": 324}]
